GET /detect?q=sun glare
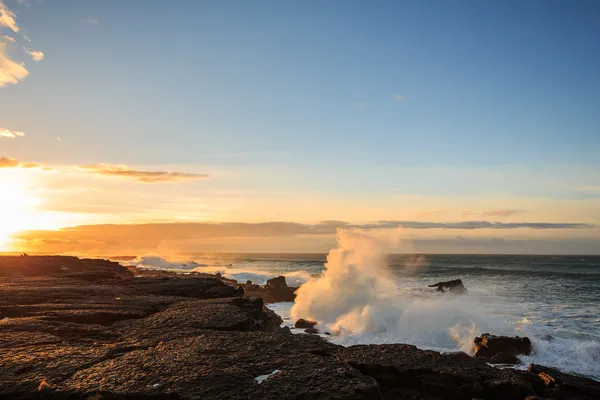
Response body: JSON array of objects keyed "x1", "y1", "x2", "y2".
[{"x1": 0, "y1": 171, "x2": 75, "y2": 251}]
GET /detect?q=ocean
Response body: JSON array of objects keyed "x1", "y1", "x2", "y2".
[{"x1": 124, "y1": 251, "x2": 600, "y2": 381}]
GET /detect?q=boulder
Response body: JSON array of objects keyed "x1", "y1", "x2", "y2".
[
  {"x1": 243, "y1": 276, "x2": 297, "y2": 303},
  {"x1": 266, "y1": 275, "x2": 288, "y2": 288},
  {"x1": 428, "y1": 279, "x2": 467, "y2": 294},
  {"x1": 305, "y1": 328, "x2": 319, "y2": 334},
  {"x1": 474, "y1": 333, "x2": 532, "y2": 361},
  {"x1": 295, "y1": 318, "x2": 318, "y2": 329}
]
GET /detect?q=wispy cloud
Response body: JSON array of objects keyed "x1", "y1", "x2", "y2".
[
  {"x1": 0, "y1": 1, "x2": 19, "y2": 33},
  {"x1": 2, "y1": 35, "x2": 15, "y2": 43},
  {"x1": 394, "y1": 94, "x2": 405, "y2": 101},
  {"x1": 463, "y1": 209, "x2": 523, "y2": 218},
  {"x1": 0, "y1": 128, "x2": 25, "y2": 138},
  {"x1": 0, "y1": 157, "x2": 209, "y2": 183},
  {"x1": 0, "y1": 42, "x2": 28, "y2": 87},
  {"x1": 24, "y1": 48, "x2": 43, "y2": 61},
  {"x1": 78, "y1": 164, "x2": 209, "y2": 183},
  {"x1": 0, "y1": 156, "x2": 42, "y2": 169}
]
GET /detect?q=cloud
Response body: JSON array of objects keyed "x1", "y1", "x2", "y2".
[
  {"x1": 463, "y1": 209, "x2": 523, "y2": 217},
  {"x1": 2, "y1": 35, "x2": 15, "y2": 43},
  {"x1": 0, "y1": 156, "x2": 43, "y2": 169},
  {"x1": 481, "y1": 209, "x2": 523, "y2": 217},
  {"x1": 24, "y1": 48, "x2": 43, "y2": 61},
  {"x1": 0, "y1": 157, "x2": 209, "y2": 183},
  {"x1": 12, "y1": 220, "x2": 597, "y2": 254},
  {"x1": 78, "y1": 164, "x2": 209, "y2": 183},
  {"x1": 0, "y1": 42, "x2": 29, "y2": 87},
  {"x1": 0, "y1": 1, "x2": 19, "y2": 33},
  {"x1": 394, "y1": 94, "x2": 405, "y2": 101},
  {"x1": 0, "y1": 128, "x2": 25, "y2": 138}
]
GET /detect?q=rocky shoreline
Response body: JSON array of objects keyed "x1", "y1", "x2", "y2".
[{"x1": 1, "y1": 256, "x2": 599, "y2": 399}]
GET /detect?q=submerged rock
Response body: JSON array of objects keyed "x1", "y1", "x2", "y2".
[{"x1": 428, "y1": 279, "x2": 468, "y2": 294}]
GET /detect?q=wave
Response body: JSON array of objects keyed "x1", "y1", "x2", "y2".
[{"x1": 124, "y1": 255, "x2": 311, "y2": 287}]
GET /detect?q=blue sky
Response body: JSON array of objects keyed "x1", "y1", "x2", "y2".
[{"x1": 1, "y1": 0, "x2": 599, "y2": 253}]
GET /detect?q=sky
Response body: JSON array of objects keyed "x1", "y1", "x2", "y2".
[{"x1": 1, "y1": 0, "x2": 599, "y2": 254}]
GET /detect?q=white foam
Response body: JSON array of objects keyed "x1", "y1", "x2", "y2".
[{"x1": 124, "y1": 255, "x2": 311, "y2": 286}]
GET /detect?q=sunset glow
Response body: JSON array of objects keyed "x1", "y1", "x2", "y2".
[{"x1": 0, "y1": 1, "x2": 598, "y2": 255}]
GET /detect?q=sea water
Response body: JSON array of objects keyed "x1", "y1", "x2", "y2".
[{"x1": 124, "y1": 249, "x2": 600, "y2": 380}]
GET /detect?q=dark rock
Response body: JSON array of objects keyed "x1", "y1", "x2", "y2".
[
  {"x1": 266, "y1": 275, "x2": 287, "y2": 288},
  {"x1": 529, "y1": 364, "x2": 600, "y2": 399},
  {"x1": 474, "y1": 333, "x2": 532, "y2": 360},
  {"x1": 305, "y1": 328, "x2": 319, "y2": 334},
  {"x1": 295, "y1": 318, "x2": 318, "y2": 329},
  {"x1": 0, "y1": 255, "x2": 133, "y2": 280},
  {"x1": 3, "y1": 256, "x2": 598, "y2": 400},
  {"x1": 243, "y1": 276, "x2": 297, "y2": 303},
  {"x1": 489, "y1": 353, "x2": 521, "y2": 365},
  {"x1": 484, "y1": 377, "x2": 536, "y2": 400},
  {"x1": 428, "y1": 279, "x2": 467, "y2": 294},
  {"x1": 335, "y1": 344, "x2": 537, "y2": 400},
  {"x1": 125, "y1": 276, "x2": 243, "y2": 299}
]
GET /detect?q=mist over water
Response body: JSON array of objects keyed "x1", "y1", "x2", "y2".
[{"x1": 121, "y1": 236, "x2": 600, "y2": 380}]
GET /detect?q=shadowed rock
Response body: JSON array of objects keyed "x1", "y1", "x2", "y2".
[
  {"x1": 1, "y1": 256, "x2": 597, "y2": 399},
  {"x1": 428, "y1": 279, "x2": 468, "y2": 294},
  {"x1": 242, "y1": 275, "x2": 297, "y2": 303},
  {"x1": 295, "y1": 318, "x2": 318, "y2": 329},
  {"x1": 474, "y1": 333, "x2": 532, "y2": 364}
]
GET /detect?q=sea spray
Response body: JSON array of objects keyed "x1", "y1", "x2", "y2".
[{"x1": 291, "y1": 229, "x2": 506, "y2": 352}]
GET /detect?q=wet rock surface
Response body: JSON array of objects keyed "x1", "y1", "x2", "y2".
[
  {"x1": 428, "y1": 279, "x2": 468, "y2": 294},
  {"x1": 1, "y1": 256, "x2": 598, "y2": 399},
  {"x1": 241, "y1": 275, "x2": 297, "y2": 303},
  {"x1": 474, "y1": 333, "x2": 533, "y2": 364}
]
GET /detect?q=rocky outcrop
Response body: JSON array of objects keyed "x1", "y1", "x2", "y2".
[
  {"x1": 1, "y1": 256, "x2": 597, "y2": 399},
  {"x1": 0, "y1": 255, "x2": 133, "y2": 280},
  {"x1": 528, "y1": 364, "x2": 600, "y2": 399},
  {"x1": 242, "y1": 275, "x2": 297, "y2": 303},
  {"x1": 428, "y1": 279, "x2": 468, "y2": 294},
  {"x1": 474, "y1": 333, "x2": 532, "y2": 364}
]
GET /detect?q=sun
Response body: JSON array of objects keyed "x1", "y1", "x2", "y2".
[{"x1": 0, "y1": 172, "x2": 42, "y2": 250}]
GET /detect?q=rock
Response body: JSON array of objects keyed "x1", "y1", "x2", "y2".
[
  {"x1": 529, "y1": 364, "x2": 600, "y2": 399},
  {"x1": 335, "y1": 344, "x2": 539, "y2": 400},
  {"x1": 428, "y1": 279, "x2": 467, "y2": 294},
  {"x1": 2, "y1": 255, "x2": 598, "y2": 399},
  {"x1": 0, "y1": 255, "x2": 133, "y2": 280},
  {"x1": 125, "y1": 276, "x2": 243, "y2": 299},
  {"x1": 489, "y1": 353, "x2": 521, "y2": 365},
  {"x1": 295, "y1": 318, "x2": 318, "y2": 329},
  {"x1": 474, "y1": 333, "x2": 532, "y2": 360},
  {"x1": 266, "y1": 275, "x2": 288, "y2": 288},
  {"x1": 305, "y1": 328, "x2": 319, "y2": 334},
  {"x1": 242, "y1": 276, "x2": 297, "y2": 303}
]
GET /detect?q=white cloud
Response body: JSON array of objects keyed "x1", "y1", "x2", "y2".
[
  {"x1": 0, "y1": 128, "x2": 25, "y2": 138},
  {"x1": 0, "y1": 42, "x2": 29, "y2": 87},
  {"x1": 25, "y1": 47, "x2": 43, "y2": 61},
  {"x1": 394, "y1": 94, "x2": 405, "y2": 101},
  {"x1": 2, "y1": 35, "x2": 15, "y2": 43},
  {"x1": 0, "y1": 1, "x2": 19, "y2": 32}
]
